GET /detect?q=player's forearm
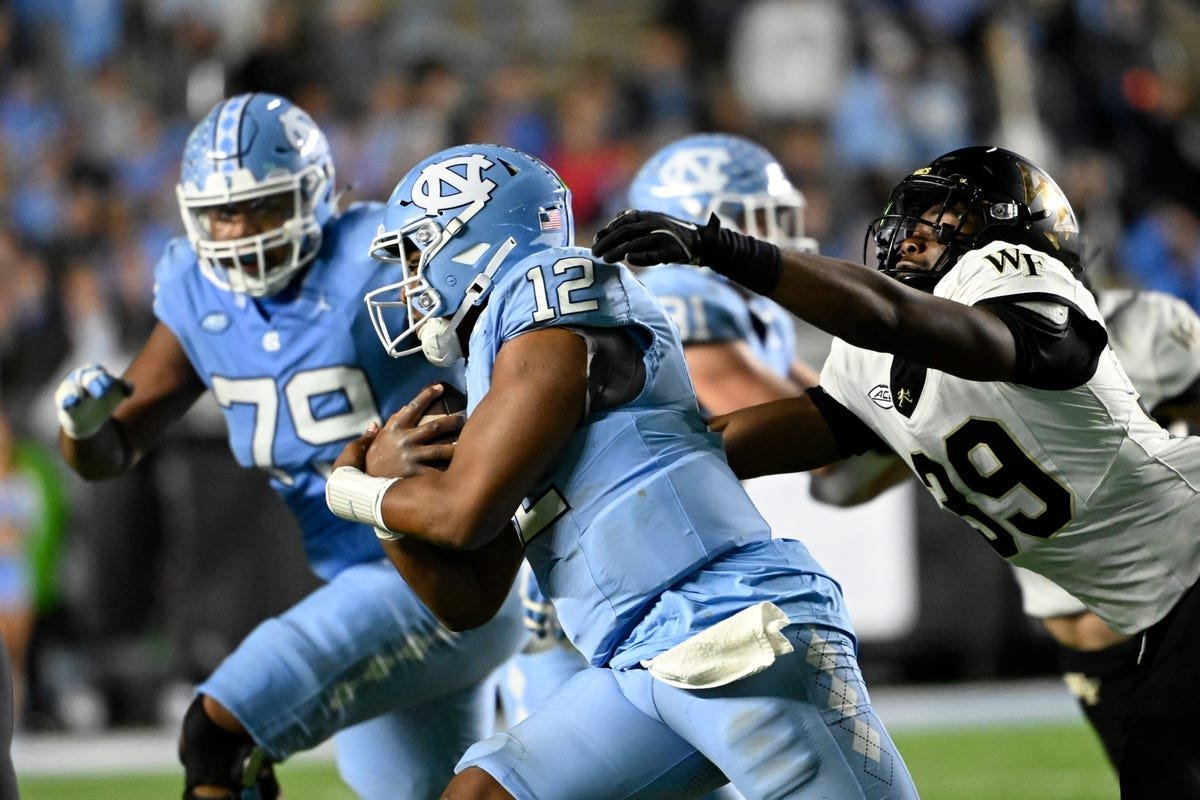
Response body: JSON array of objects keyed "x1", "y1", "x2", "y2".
[
  {"x1": 381, "y1": 528, "x2": 522, "y2": 630},
  {"x1": 770, "y1": 251, "x2": 915, "y2": 352},
  {"x1": 58, "y1": 418, "x2": 133, "y2": 480},
  {"x1": 377, "y1": 470, "x2": 514, "y2": 552},
  {"x1": 711, "y1": 396, "x2": 843, "y2": 479},
  {"x1": 772, "y1": 249, "x2": 1017, "y2": 379}
]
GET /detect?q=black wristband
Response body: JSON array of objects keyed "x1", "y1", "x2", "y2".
[{"x1": 700, "y1": 217, "x2": 782, "y2": 296}]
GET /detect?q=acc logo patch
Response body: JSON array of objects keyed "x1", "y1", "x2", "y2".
[
  {"x1": 411, "y1": 154, "x2": 497, "y2": 215},
  {"x1": 868, "y1": 384, "x2": 893, "y2": 409},
  {"x1": 200, "y1": 312, "x2": 230, "y2": 334}
]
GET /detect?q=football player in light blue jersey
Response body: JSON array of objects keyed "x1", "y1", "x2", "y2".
[
  {"x1": 493, "y1": 135, "x2": 822, "y2": 756},
  {"x1": 55, "y1": 95, "x2": 527, "y2": 800},
  {"x1": 631, "y1": 133, "x2": 818, "y2": 415},
  {"x1": 631, "y1": 135, "x2": 908, "y2": 506},
  {"x1": 325, "y1": 144, "x2": 918, "y2": 800}
]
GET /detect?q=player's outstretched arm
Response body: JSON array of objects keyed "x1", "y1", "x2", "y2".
[
  {"x1": 685, "y1": 340, "x2": 809, "y2": 417},
  {"x1": 593, "y1": 211, "x2": 1018, "y2": 381},
  {"x1": 710, "y1": 393, "x2": 844, "y2": 480},
  {"x1": 58, "y1": 322, "x2": 205, "y2": 480}
]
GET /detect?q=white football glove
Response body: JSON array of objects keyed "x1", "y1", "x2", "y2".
[{"x1": 55, "y1": 363, "x2": 132, "y2": 439}]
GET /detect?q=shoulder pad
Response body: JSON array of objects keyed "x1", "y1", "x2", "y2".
[{"x1": 936, "y1": 241, "x2": 1091, "y2": 312}]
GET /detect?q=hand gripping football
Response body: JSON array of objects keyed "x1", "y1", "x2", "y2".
[{"x1": 419, "y1": 384, "x2": 468, "y2": 444}]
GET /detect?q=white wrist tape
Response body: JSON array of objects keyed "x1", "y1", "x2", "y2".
[
  {"x1": 325, "y1": 466, "x2": 399, "y2": 532},
  {"x1": 374, "y1": 526, "x2": 405, "y2": 542}
]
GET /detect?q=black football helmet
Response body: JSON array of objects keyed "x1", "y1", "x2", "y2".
[{"x1": 865, "y1": 146, "x2": 1082, "y2": 291}]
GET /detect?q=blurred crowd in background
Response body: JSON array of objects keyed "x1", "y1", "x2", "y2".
[{"x1": 0, "y1": 0, "x2": 1198, "y2": 733}]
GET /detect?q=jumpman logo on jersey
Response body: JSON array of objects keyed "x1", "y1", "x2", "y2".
[
  {"x1": 895, "y1": 388, "x2": 913, "y2": 408},
  {"x1": 311, "y1": 294, "x2": 333, "y2": 318}
]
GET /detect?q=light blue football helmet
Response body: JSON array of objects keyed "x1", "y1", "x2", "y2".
[
  {"x1": 176, "y1": 93, "x2": 336, "y2": 297},
  {"x1": 629, "y1": 133, "x2": 817, "y2": 253},
  {"x1": 366, "y1": 144, "x2": 573, "y2": 365}
]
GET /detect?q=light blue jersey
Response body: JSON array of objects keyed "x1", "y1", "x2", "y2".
[
  {"x1": 465, "y1": 247, "x2": 852, "y2": 667},
  {"x1": 154, "y1": 203, "x2": 459, "y2": 580},
  {"x1": 152, "y1": 203, "x2": 527, "y2": 798},
  {"x1": 459, "y1": 247, "x2": 914, "y2": 799},
  {"x1": 638, "y1": 265, "x2": 797, "y2": 383}
]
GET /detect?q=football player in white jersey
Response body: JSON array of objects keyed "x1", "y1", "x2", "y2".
[
  {"x1": 1011, "y1": 284, "x2": 1200, "y2": 769},
  {"x1": 812, "y1": 277, "x2": 1200, "y2": 772},
  {"x1": 593, "y1": 145, "x2": 1200, "y2": 799}
]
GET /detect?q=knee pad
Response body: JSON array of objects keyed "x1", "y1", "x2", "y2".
[{"x1": 179, "y1": 696, "x2": 280, "y2": 800}]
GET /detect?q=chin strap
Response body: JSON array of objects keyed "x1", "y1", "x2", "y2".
[
  {"x1": 420, "y1": 236, "x2": 518, "y2": 365},
  {"x1": 419, "y1": 318, "x2": 463, "y2": 367}
]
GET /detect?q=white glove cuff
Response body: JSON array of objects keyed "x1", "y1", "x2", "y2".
[
  {"x1": 55, "y1": 380, "x2": 123, "y2": 440},
  {"x1": 325, "y1": 466, "x2": 400, "y2": 533}
]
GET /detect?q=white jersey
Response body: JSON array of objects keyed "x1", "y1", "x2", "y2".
[
  {"x1": 1015, "y1": 287, "x2": 1200, "y2": 618},
  {"x1": 821, "y1": 241, "x2": 1200, "y2": 634},
  {"x1": 1097, "y1": 288, "x2": 1200, "y2": 410}
]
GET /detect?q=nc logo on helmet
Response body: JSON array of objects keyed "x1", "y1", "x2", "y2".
[
  {"x1": 651, "y1": 147, "x2": 731, "y2": 198},
  {"x1": 278, "y1": 106, "x2": 324, "y2": 157},
  {"x1": 411, "y1": 154, "x2": 498, "y2": 215}
]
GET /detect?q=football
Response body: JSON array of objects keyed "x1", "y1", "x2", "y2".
[{"x1": 418, "y1": 384, "x2": 468, "y2": 444}]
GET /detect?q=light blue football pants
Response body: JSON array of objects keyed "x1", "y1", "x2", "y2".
[
  {"x1": 461, "y1": 624, "x2": 919, "y2": 800},
  {"x1": 199, "y1": 559, "x2": 528, "y2": 799}
]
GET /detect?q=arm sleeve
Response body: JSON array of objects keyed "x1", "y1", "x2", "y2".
[
  {"x1": 978, "y1": 298, "x2": 1108, "y2": 390},
  {"x1": 806, "y1": 386, "x2": 890, "y2": 457}
]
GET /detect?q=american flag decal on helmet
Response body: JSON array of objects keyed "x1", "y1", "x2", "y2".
[{"x1": 538, "y1": 206, "x2": 563, "y2": 231}]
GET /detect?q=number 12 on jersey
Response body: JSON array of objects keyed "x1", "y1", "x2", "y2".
[{"x1": 526, "y1": 257, "x2": 601, "y2": 322}]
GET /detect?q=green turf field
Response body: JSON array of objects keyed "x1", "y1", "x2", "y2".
[
  {"x1": 897, "y1": 722, "x2": 1118, "y2": 799},
  {"x1": 15, "y1": 720, "x2": 1119, "y2": 800}
]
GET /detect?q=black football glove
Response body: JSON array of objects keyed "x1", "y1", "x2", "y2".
[
  {"x1": 592, "y1": 209, "x2": 784, "y2": 296},
  {"x1": 591, "y1": 210, "x2": 721, "y2": 267}
]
